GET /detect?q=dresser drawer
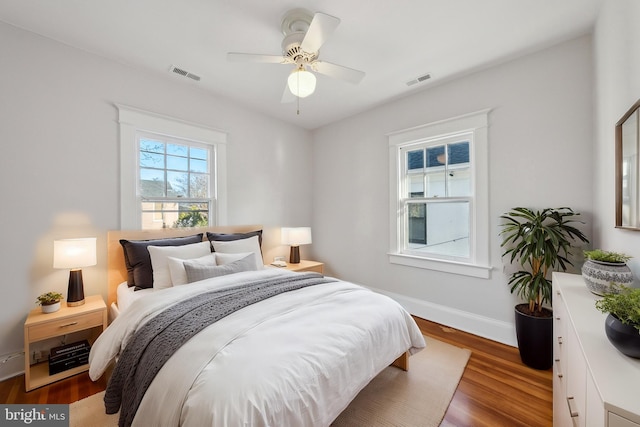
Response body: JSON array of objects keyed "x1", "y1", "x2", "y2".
[{"x1": 27, "y1": 311, "x2": 104, "y2": 342}]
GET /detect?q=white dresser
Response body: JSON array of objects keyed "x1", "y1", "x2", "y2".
[{"x1": 553, "y1": 272, "x2": 640, "y2": 427}]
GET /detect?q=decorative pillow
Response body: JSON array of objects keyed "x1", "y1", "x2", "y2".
[
  {"x1": 184, "y1": 254, "x2": 258, "y2": 283},
  {"x1": 148, "y1": 241, "x2": 212, "y2": 290},
  {"x1": 167, "y1": 253, "x2": 216, "y2": 286},
  {"x1": 206, "y1": 230, "x2": 263, "y2": 250},
  {"x1": 209, "y1": 235, "x2": 264, "y2": 270},
  {"x1": 215, "y1": 251, "x2": 255, "y2": 265},
  {"x1": 119, "y1": 234, "x2": 203, "y2": 290}
]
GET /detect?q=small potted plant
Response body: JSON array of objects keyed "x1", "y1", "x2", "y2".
[
  {"x1": 36, "y1": 292, "x2": 64, "y2": 313},
  {"x1": 595, "y1": 287, "x2": 640, "y2": 358},
  {"x1": 582, "y1": 249, "x2": 633, "y2": 296}
]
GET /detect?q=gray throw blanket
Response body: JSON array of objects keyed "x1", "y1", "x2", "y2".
[{"x1": 104, "y1": 272, "x2": 336, "y2": 427}]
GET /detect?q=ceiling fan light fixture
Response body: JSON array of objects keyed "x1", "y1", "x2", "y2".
[{"x1": 288, "y1": 67, "x2": 316, "y2": 98}]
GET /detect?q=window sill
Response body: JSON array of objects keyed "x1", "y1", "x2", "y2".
[{"x1": 388, "y1": 253, "x2": 492, "y2": 279}]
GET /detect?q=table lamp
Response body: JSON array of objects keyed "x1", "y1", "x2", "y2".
[
  {"x1": 281, "y1": 227, "x2": 312, "y2": 264},
  {"x1": 53, "y1": 237, "x2": 96, "y2": 306}
]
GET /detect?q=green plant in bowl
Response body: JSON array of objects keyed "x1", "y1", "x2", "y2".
[
  {"x1": 595, "y1": 286, "x2": 640, "y2": 331},
  {"x1": 36, "y1": 291, "x2": 64, "y2": 306},
  {"x1": 584, "y1": 249, "x2": 632, "y2": 264}
]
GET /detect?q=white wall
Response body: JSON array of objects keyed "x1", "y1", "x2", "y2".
[
  {"x1": 312, "y1": 36, "x2": 594, "y2": 345},
  {"x1": 0, "y1": 22, "x2": 314, "y2": 379},
  {"x1": 593, "y1": 0, "x2": 640, "y2": 278}
]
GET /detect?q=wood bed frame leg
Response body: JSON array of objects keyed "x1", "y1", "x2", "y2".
[{"x1": 392, "y1": 351, "x2": 409, "y2": 371}]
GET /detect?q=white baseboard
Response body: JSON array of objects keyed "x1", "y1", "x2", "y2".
[
  {"x1": 368, "y1": 286, "x2": 518, "y2": 347},
  {"x1": 0, "y1": 355, "x2": 25, "y2": 383}
]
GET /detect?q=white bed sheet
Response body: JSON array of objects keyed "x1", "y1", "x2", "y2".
[
  {"x1": 90, "y1": 269, "x2": 426, "y2": 427},
  {"x1": 114, "y1": 282, "x2": 153, "y2": 317}
]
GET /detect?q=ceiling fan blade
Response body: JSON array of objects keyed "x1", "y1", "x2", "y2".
[
  {"x1": 227, "y1": 53, "x2": 285, "y2": 64},
  {"x1": 281, "y1": 83, "x2": 296, "y2": 103},
  {"x1": 313, "y1": 61, "x2": 365, "y2": 84},
  {"x1": 300, "y1": 12, "x2": 340, "y2": 53}
]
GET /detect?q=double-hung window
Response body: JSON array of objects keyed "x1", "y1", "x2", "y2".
[
  {"x1": 388, "y1": 110, "x2": 491, "y2": 278},
  {"x1": 138, "y1": 133, "x2": 212, "y2": 229},
  {"x1": 118, "y1": 105, "x2": 227, "y2": 229}
]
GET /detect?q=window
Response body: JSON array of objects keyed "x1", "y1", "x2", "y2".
[
  {"x1": 388, "y1": 110, "x2": 490, "y2": 278},
  {"x1": 117, "y1": 105, "x2": 227, "y2": 229},
  {"x1": 138, "y1": 133, "x2": 212, "y2": 229}
]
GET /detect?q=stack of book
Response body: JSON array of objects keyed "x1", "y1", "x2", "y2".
[{"x1": 48, "y1": 340, "x2": 90, "y2": 375}]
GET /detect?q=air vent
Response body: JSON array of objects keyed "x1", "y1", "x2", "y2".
[
  {"x1": 169, "y1": 65, "x2": 201, "y2": 82},
  {"x1": 406, "y1": 73, "x2": 431, "y2": 86}
]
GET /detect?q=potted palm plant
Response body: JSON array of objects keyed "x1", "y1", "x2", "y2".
[{"x1": 500, "y1": 207, "x2": 589, "y2": 369}]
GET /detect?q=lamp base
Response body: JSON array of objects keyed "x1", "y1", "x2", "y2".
[
  {"x1": 67, "y1": 269, "x2": 85, "y2": 306},
  {"x1": 289, "y1": 246, "x2": 301, "y2": 264}
]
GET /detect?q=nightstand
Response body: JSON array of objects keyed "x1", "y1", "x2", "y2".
[
  {"x1": 285, "y1": 260, "x2": 324, "y2": 274},
  {"x1": 24, "y1": 294, "x2": 107, "y2": 391}
]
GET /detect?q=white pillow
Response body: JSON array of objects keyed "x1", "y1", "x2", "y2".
[
  {"x1": 148, "y1": 241, "x2": 212, "y2": 289},
  {"x1": 167, "y1": 253, "x2": 216, "y2": 286},
  {"x1": 211, "y1": 235, "x2": 264, "y2": 270}
]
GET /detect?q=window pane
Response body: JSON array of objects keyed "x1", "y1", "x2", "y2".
[
  {"x1": 448, "y1": 142, "x2": 469, "y2": 165},
  {"x1": 139, "y1": 168, "x2": 165, "y2": 197},
  {"x1": 407, "y1": 150, "x2": 424, "y2": 170},
  {"x1": 139, "y1": 152, "x2": 164, "y2": 169},
  {"x1": 167, "y1": 143, "x2": 188, "y2": 157},
  {"x1": 190, "y1": 147, "x2": 208, "y2": 160},
  {"x1": 448, "y1": 167, "x2": 471, "y2": 197},
  {"x1": 167, "y1": 155, "x2": 188, "y2": 171},
  {"x1": 140, "y1": 139, "x2": 164, "y2": 153},
  {"x1": 426, "y1": 202, "x2": 470, "y2": 258},
  {"x1": 167, "y1": 171, "x2": 188, "y2": 197},
  {"x1": 426, "y1": 146, "x2": 445, "y2": 168},
  {"x1": 174, "y1": 203, "x2": 209, "y2": 228},
  {"x1": 426, "y1": 170, "x2": 446, "y2": 197},
  {"x1": 408, "y1": 173, "x2": 424, "y2": 197},
  {"x1": 190, "y1": 173, "x2": 209, "y2": 198},
  {"x1": 190, "y1": 158, "x2": 207, "y2": 173},
  {"x1": 141, "y1": 202, "x2": 209, "y2": 229}
]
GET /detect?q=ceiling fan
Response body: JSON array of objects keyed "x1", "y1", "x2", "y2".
[{"x1": 227, "y1": 8, "x2": 365, "y2": 101}]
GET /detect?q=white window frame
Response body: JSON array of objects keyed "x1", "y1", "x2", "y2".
[
  {"x1": 388, "y1": 110, "x2": 491, "y2": 278},
  {"x1": 117, "y1": 104, "x2": 227, "y2": 229}
]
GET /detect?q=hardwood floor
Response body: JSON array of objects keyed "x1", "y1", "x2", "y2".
[
  {"x1": 414, "y1": 317, "x2": 553, "y2": 427},
  {"x1": 0, "y1": 317, "x2": 552, "y2": 426}
]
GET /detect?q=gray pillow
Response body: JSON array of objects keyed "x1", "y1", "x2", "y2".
[{"x1": 184, "y1": 253, "x2": 257, "y2": 283}]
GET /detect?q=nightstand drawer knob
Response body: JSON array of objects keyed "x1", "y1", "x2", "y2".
[{"x1": 60, "y1": 321, "x2": 79, "y2": 328}]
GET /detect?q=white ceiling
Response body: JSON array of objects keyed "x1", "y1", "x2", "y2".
[{"x1": 0, "y1": 0, "x2": 602, "y2": 130}]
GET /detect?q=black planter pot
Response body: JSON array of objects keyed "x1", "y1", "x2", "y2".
[
  {"x1": 604, "y1": 314, "x2": 640, "y2": 359},
  {"x1": 514, "y1": 304, "x2": 553, "y2": 370}
]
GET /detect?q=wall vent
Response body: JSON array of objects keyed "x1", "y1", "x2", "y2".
[
  {"x1": 406, "y1": 73, "x2": 431, "y2": 86},
  {"x1": 169, "y1": 65, "x2": 201, "y2": 81}
]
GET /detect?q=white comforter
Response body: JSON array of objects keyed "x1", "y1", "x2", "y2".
[{"x1": 89, "y1": 269, "x2": 426, "y2": 427}]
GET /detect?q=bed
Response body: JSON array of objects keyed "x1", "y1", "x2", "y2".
[{"x1": 90, "y1": 226, "x2": 426, "y2": 427}]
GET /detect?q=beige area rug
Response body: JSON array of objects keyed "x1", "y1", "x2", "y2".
[{"x1": 70, "y1": 336, "x2": 470, "y2": 427}]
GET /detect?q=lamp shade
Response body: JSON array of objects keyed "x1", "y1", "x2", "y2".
[
  {"x1": 281, "y1": 227, "x2": 312, "y2": 246},
  {"x1": 287, "y1": 68, "x2": 316, "y2": 98},
  {"x1": 53, "y1": 238, "x2": 97, "y2": 269}
]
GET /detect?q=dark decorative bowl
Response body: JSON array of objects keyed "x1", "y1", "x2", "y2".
[{"x1": 604, "y1": 313, "x2": 640, "y2": 359}]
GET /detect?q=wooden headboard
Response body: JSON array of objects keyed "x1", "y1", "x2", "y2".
[{"x1": 107, "y1": 225, "x2": 263, "y2": 309}]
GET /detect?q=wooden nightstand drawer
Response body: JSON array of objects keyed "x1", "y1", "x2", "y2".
[{"x1": 27, "y1": 311, "x2": 104, "y2": 342}]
